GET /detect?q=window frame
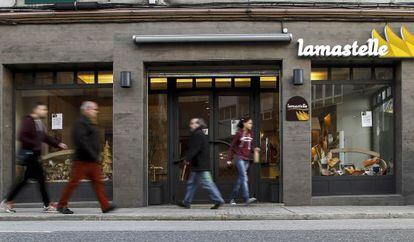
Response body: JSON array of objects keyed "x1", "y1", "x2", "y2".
[
  {"x1": 12, "y1": 68, "x2": 113, "y2": 181},
  {"x1": 311, "y1": 64, "x2": 396, "y2": 175}
]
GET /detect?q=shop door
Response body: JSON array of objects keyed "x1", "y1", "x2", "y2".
[
  {"x1": 171, "y1": 92, "x2": 256, "y2": 203},
  {"x1": 212, "y1": 93, "x2": 255, "y2": 202}
]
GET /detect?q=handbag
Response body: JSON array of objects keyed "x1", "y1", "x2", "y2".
[{"x1": 16, "y1": 149, "x2": 34, "y2": 166}]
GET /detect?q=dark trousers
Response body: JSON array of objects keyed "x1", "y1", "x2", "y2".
[
  {"x1": 58, "y1": 161, "x2": 110, "y2": 211},
  {"x1": 7, "y1": 154, "x2": 50, "y2": 207}
]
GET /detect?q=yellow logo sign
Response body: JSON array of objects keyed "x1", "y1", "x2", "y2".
[{"x1": 372, "y1": 25, "x2": 414, "y2": 58}]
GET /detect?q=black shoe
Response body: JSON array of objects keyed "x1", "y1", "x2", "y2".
[
  {"x1": 57, "y1": 207, "x2": 74, "y2": 214},
  {"x1": 102, "y1": 205, "x2": 117, "y2": 213},
  {"x1": 177, "y1": 201, "x2": 190, "y2": 209},
  {"x1": 210, "y1": 203, "x2": 223, "y2": 209}
]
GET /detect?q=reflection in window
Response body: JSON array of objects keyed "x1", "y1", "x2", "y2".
[
  {"x1": 35, "y1": 72, "x2": 54, "y2": 85},
  {"x1": 176, "y1": 78, "x2": 193, "y2": 89},
  {"x1": 311, "y1": 84, "x2": 393, "y2": 177},
  {"x1": 353, "y1": 68, "x2": 372, "y2": 80},
  {"x1": 15, "y1": 73, "x2": 34, "y2": 85},
  {"x1": 331, "y1": 68, "x2": 350, "y2": 81},
  {"x1": 375, "y1": 67, "x2": 394, "y2": 80},
  {"x1": 150, "y1": 78, "x2": 167, "y2": 90},
  {"x1": 234, "y1": 78, "x2": 251, "y2": 88},
  {"x1": 260, "y1": 76, "x2": 278, "y2": 88},
  {"x1": 196, "y1": 78, "x2": 212, "y2": 88},
  {"x1": 259, "y1": 93, "x2": 280, "y2": 180},
  {"x1": 311, "y1": 68, "x2": 328, "y2": 81},
  {"x1": 98, "y1": 71, "x2": 114, "y2": 84},
  {"x1": 215, "y1": 78, "x2": 232, "y2": 88},
  {"x1": 77, "y1": 71, "x2": 95, "y2": 84},
  {"x1": 148, "y1": 94, "x2": 168, "y2": 183},
  {"x1": 15, "y1": 88, "x2": 113, "y2": 182},
  {"x1": 57, "y1": 72, "x2": 74, "y2": 84}
]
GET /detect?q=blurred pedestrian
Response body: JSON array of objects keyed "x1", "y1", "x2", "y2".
[
  {"x1": 1, "y1": 102, "x2": 68, "y2": 213},
  {"x1": 57, "y1": 101, "x2": 116, "y2": 214},
  {"x1": 177, "y1": 118, "x2": 224, "y2": 209},
  {"x1": 227, "y1": 116, "x2": 260, "y2": 206}
]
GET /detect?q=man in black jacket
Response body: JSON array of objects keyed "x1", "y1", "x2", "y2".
[
  {"x1": 57, "y1": 101, "x2": 116, "y2": 214},
  {"x1": 177, "y1": 118, "x2": 224, "y2": 209}
]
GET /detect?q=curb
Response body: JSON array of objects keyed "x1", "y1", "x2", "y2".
[{"x1": 2, "y1": 213, "x2": 414, "y2": 221}]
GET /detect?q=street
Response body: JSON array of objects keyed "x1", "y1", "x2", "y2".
[{"x1": 1, "y1": 219, "x2": 414, "y2": 242}]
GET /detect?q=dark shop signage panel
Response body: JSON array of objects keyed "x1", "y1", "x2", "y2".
[
  {"x1": 25, "y1": 0, "x2": 75, "y2": 4},
  {"x1": 286, "y1": 96, "x2": 309, "y2": 121}
]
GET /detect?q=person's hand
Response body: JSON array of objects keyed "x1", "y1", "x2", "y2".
[
  {"x1": 58, "y1": 143, "x2": 68, "y2": 150},
  {"x1": 254, "y1": 147, "x2": 261, "y2": 152},
  {"x1": 184, "y1": 160, "x2": 190, "y2": 165},
  {"x1": 226, "y1": 161, "x2": 233, "y2": 167}
]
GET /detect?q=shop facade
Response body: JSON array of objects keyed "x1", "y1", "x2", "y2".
[{"x1": 0, "y1": 8, "x2": 413, "y2": 207}]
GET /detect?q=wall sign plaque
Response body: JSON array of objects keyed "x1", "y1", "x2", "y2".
[{"x1": 286, "y1": 96, "x2": 309, "y2": 121}]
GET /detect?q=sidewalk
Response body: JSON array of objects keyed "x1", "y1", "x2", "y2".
[{"x1": 2, "y1": 204, "x2": 414, "y2": 221}]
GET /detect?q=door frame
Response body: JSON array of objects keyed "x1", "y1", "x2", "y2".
[
  {"x1": 168, "y1": 80, "x2": 263, "y2": 203},
  {"x1": 147, "y1": 73, "x2": 281, "y2": 204}
]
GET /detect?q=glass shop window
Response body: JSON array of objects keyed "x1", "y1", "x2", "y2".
[
  {"x1": 14, "y1": 71, "x2": 113, "y2": 183},
  {"x1": 311, "y1": 66, "x2": 394, "y2": 177}
]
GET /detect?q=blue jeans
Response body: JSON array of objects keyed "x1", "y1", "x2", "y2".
[
  {"x1": 230, "y1": 158, "x2": 250, "y2": 201},
  {"x1": 183, "y1": 171, "x2": 224, "y2": 205}
]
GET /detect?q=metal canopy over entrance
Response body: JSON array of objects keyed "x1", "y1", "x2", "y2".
[{"x1": 133, "y1": 33, "x2": 292, "y2": 44}]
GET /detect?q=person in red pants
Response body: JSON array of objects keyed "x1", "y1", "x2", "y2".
[{"x1": 57, "y1": 101, "x2": 116, "y2": 214}]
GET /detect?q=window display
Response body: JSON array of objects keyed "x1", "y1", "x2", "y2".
[
  {"x1": 311, "y1": 67, "x2": 394, "y2": 177},
  {"x1": 15, "y1": 71, "x2": 113, "y2": 183}
]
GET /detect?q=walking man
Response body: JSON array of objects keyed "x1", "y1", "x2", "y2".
[
  {"x1": 57, "y1": 101, "x2": 116, "y2": 214},
  {"x1": 1, "y1": 102, "x2": 68, "y2": 213},
  {"x1": 177, "y1": 118, "x2": 224, "y2": 209}
]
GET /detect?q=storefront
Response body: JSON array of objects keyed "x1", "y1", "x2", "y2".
[{"x1": 0, "y1": 7, "x2": 413, "y2": 207}]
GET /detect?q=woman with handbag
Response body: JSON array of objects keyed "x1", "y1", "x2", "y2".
[{"x1": 227, "y1": 116, "x2": 260, "y2": 206}]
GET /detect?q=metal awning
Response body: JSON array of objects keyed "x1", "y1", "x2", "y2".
[{"x1": 132, "y1": 33, "x2": 292, "y2": 44}]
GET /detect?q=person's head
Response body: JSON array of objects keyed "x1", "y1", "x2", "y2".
[
  {"x1": 237, "y1": 116, "x2": 253, "y2": 131},
  {"x1": 189, "y1": 118, "x2": 207, "y2": 131},
  {"x1": 31, "y1": 102, "x2": 48, "y2": 119},
  {"x1": 80, "y1": 101, "x2": 99, "y2": 120}
]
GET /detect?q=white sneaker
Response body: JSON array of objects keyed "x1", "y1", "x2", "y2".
[
  {"x1": 0, "y1": 200, "x2": 16, "y2": 213},
  {"x1": 245, "y1": 197, "x2": 257, "y2": 206},
  {"x1": 43, "y1": 205, "x2": 57, "y2": 213},
  {"x1": 229, "y1": 199, "x2": 237, "y2": 206}
]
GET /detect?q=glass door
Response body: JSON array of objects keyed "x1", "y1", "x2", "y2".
[
  {"x1": 171, "y1": 95, "x2": 211, "y2": 202},
  {"x1": 213, "y1": 94, "x2": 253, "y2": 201}
]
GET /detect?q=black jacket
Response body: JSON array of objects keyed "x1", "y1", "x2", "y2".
[
  {"x1": 73, "y1": 115, "x2": 101, "y2": 162},
  {"x1": 186, "y1": 128, "x2": 210, "y2": 171}
]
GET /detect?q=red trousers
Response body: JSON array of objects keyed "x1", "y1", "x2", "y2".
[{"x1": 58, "y1": 161, "x2": 110, "y2": 211}]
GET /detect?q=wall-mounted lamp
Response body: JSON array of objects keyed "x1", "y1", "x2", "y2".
[
  {"x1": 120, "y1": 71, "x2": 132, "y2": 88},
  {"x1": 293, "y1": 69, "x2": 304, "y2": 86}
]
